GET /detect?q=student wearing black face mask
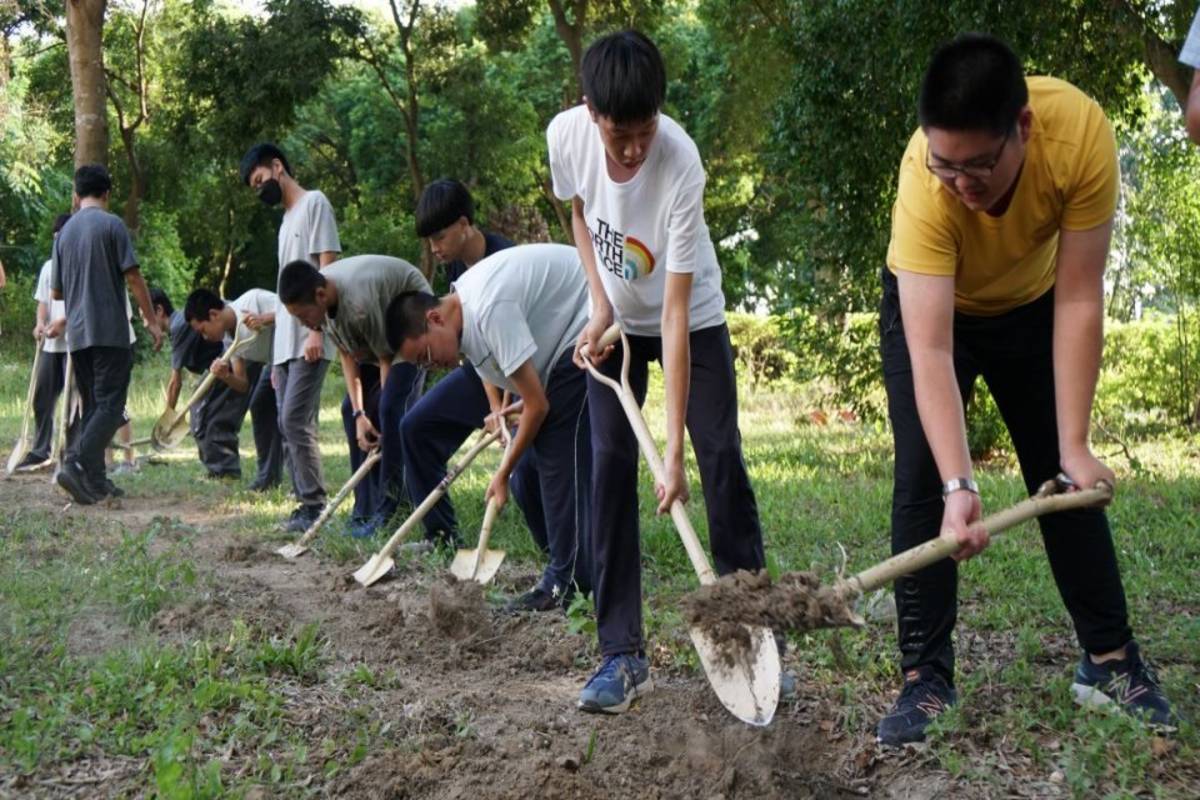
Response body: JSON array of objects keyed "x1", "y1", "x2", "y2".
[{"x1": 239, "y1": 143, "x2": 342, "y2": 533}]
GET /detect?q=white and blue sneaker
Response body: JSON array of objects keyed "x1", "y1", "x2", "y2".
[{"x1": 578, "y1": 653, "x2": 653, "y2": 714}]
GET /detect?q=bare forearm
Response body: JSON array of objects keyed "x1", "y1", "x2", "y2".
[
  {"x1": 1054, "y1": 299, "x2": 1103, "y2": 456},
  {"x1": 572, "y1": 199, "x2": 610, "y2": 315},
  {"x1": 661, "y1": 307, "x2": 690, "y2": 463},
  {"x1": 910, "y1": 350, "x2": 972, "y2": 481},
  {"x1": 340, "y1": 351, "x2": 363, "y2": 411},
  {"x1": 124, "y1": 267, "x2": 155, "y2": 323},
  {"x1": 166, "y1": 371, "x2": 183, "y2": 409}
]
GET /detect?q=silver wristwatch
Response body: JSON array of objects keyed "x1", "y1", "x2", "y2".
[{"x1": 942, "y1": 477, "x2": 979, "y2": 497}]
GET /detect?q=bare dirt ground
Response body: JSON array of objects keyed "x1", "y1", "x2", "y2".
[{"x1": 4, "y1": 473, "x2": 1187, "y2": 799}]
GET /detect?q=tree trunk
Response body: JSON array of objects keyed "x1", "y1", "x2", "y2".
[
  {"x1": 119, "y1": 126, "x2": 146, "y2": 231},
  {"x1": 1113, "y1": 0, "x2": 1191, "y2": 108},
  {"x1": 66, "y1": 0, "x2": 109, "y2": 168},
  {"x1": 549, "y1": 0, "x2": 587, "y2": 102}
]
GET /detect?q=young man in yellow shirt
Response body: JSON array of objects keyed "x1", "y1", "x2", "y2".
[{"x1": 878, "y1": 33, "x2": 1177, "y2": 745}]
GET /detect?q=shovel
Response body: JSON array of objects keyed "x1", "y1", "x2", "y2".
[
  {"x1": 277, "y1": 448, "x2": 382, "y2": 559},
  {"x1": 6, "y1": 342, "x2": 44, "y2": 476},
  {"x1": 583, "y1": 324, "x2": 781, "y2": 728},
  {"x1": 450, "y1": 425, "x2": 514, "y2": 583},
  {"x1": 53, "y1": 353, "x2": 77, "y2": 472},
  {"x1": 450, "y1": 488, "x2": 507, "y2": 585},
  {"x1": 355, "y1": 428, "x2": 502, "y2": 587},
  {"x1": 685, "y1": 478, "x2": 1114, "y2": 637},
  {"x1": 152, "y1": 326, "x2": 258, "y2": 451}
]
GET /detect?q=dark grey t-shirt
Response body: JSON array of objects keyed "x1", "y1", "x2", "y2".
[
  {"x1": 170, "y1": 310, "x2": 222, "y2": 374},
  {"x1": 51, "y1": 206, "x2": 138, "y2": 351}
]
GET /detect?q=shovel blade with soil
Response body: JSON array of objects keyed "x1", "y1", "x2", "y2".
[
  {"x1": 683, "y1": 478, "x2": 1114, "y2": 640},
  {"x1": 279, "y1": 448, "x2": 382, "y2": 559},
  {"x1": 355, "y1": 428, "x2": 502, "y2": 587},
  {"x1": 583, "y1": 325, "x2": 780, "y2": 727}
]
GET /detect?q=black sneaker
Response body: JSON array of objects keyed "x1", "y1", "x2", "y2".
[
  {"x1": 55, "y1": 461, "x2": 99, "y2": 505},
  {"x1": 15, "y1": 452, "x2": 52, "y2": 472},
  {"x1": 283, "y1": 504, "x2": 323, "y2": 533},
  {"x1": 877, "y1": 666, "x2": 957, "y2": 745},
  {"x1": 505, "y1": 586, "x2": 566, "y2": 613},
  {"x1": 1072, "y1": 641, "x2": 1178, "y2": 730},
  {"x1": 99, "y1": 478, "x2": 125, "y2": 499}
]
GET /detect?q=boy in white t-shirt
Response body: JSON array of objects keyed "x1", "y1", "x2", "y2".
[
  {"x1": 184, "y1": 287, "x2": 283, "y2": 491},
  {"x1": 548, "y1": 30, "x2": 767, "y2": 714},
  {"x1": 385, "y1": 243, "x2": 593, "y2": 609}
]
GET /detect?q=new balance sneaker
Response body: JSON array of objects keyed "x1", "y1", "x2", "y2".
[
  {"x1": 56, "y1": 461, "x2": 99, "y2": 505},
  {"x1": 1072, "y1": 641, "x2": 1178, "y2": 729},
  {"x1": 876, "y1": 666, "x2": 957, "y2": 745},
  {"x1": 578, "y1": 653, "x2": 653, "y2": 714}
]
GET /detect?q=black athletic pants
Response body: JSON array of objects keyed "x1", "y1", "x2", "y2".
[
  {"x1": 590, "y1": 323, "x2": 765, "y2": 657},
  {"x1": 879, "y1": 268, "x2": 1132, "y2": 682}
]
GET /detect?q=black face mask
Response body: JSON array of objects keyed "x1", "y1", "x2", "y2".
[{"x1": 257, "y1": 178, "x2": 282, "y2": 207}]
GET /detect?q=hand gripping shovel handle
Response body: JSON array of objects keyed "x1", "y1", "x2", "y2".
[
  {"x1": 157, "y1": 327, "x2": 259, "y2": 443},
  {"x1": 355, "y1": 427, "x2": 503, "y2": 586},
  {"x1": 842, "y1": 479, "x2": 1114, "y2": 598},
  {"x1": 582, "y1": 325, "x2": 717, "y2": 583},
  {"x1": 282, "y1": 448, "x2": 382, "y2": 557}
]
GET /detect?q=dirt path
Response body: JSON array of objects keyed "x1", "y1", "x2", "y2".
[{"x1": 0, "y1": 473, "x2": 1058, "y2": 799}]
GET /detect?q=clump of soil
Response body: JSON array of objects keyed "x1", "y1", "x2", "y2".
[
  {"x1": 222, "y1": 543, "x2": 261, "y2": 562},
  {"x1": 683, "y1": 570, "x2": 864, "y2": 664},
  {"x1": 428, "y1": 576, "x2": 491, "y2": 641}
]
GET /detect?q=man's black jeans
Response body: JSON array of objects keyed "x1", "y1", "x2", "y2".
[
  {"x1": 69, "y1": 345, "x2": 134, "y2": 488},
  {"x1": 879, "y1": 268, "x2": 1132, "y2": 682}
]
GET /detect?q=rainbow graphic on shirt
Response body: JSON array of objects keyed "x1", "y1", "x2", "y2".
[{"x1": 622, "y1": 236, "x2": 656, "y2": 281}]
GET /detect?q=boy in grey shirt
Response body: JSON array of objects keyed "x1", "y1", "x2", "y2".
[
  {"x1": 279, "y1": 255, "x2": 429, "y2": 537},
  {"x1": 385, "y1": 243, "x2": 593, "y2": 610},
  {"x1": 51, "y1": 164, "x2": 163, "y2": 504},
  {"x1": 240, "y1": 142, "x2": 340, "y2": 532}
]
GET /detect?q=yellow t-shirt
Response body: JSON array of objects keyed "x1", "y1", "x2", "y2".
[{"x1": 885, "y1": 76, "x2": 1119, "y2": 316}]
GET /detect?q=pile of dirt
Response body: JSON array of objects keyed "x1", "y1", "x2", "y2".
[
  {"x1": 222, "y1": 542, "x2": 262, "y2": 562},
  {"x1": 428, "y1": 577, "x2": 491, "y2": 641},
  {"x1": 683, "y1": 570, "x2": 864, "y2": 665}
]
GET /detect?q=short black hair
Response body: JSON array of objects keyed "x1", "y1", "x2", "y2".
[
  {"x1": 278, "y1": 259, "x2": 326, "y2": 306},
  {"x1": 384, "y1": 291, "x2": 439, "y2": 353},
  {"x1": 52, "y1": 213, "x2": 72, "y2": 235},
  {"x1": 149, "y1": 287, "x2": 174, "y2": 317},
  {"x1": 74, "y1": 164, "x2": 112, "y2": 199},
  {"x1": 239, "y1": 142, "x2": 293, "y2": 186},
  {"x1": 415, "y1": 179, "x2": 474, "y2": 238},
  {"x1": 918, "y1": 33, "x2": 1028, "y2": 136},
  {"x1": 184, "y1": 288, "x2": 225, "y2": 323},
  {"x1": 581, "y1": 30, "x2": 666, "y2": 124}
]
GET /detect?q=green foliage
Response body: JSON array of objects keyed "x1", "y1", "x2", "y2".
[
  {"x1": 1100, "y1": 312, "x2": 1200, "y2": 429},
  {"x1": 136, "y1": 203, "x2": 194, "y2": 302}
]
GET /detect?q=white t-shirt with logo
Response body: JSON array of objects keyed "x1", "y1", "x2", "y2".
[
  {"x1": 453, "y1": 243, "x2": 589, "y2": 394},
  {"x1": 547, "y1": 104, "x2": 727, "y2": 336},
  {"x1": 274, "y1": 189, "x2": 341, "y2": 364},
  {"x1": 227, "y1": 288, "x2": 277, "y2": 365},
  {"x1": 34, "y1": 260, "x2": 68, "y2": 354}
]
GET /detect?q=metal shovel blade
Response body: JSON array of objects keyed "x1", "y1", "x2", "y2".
[
  {"x1": 276, "y1": 542, "x2": 309, "y2": 559},
  {"x1": 449, "y1": 547, "x2": 506, "y2": 585},
  {"x1": 354, "y1": 553, "x2": 394, "y2": 587},
  {"x1": 5, "y1": 441, "x2": 28, "y2": 476},
  {"x1": 151, "y1": 408, "x2": 188, "y2": 451},
  {"x1": 689, "y1": 624, "x2": 780, "y2": 727}
]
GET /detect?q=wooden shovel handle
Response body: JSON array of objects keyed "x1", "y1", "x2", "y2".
[
  {"x1": 293, "y1": 449, "x2": 382, "y2": 548},
  {"x1": 582, "y1": 326, "x2": 718, "y2": 585},
  {"x1": 373, "y1": 428, "x2": 502, "y2": 561},
  {"x1": 843, "y1": 481, "x2": 1113, "y2": 597}
]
